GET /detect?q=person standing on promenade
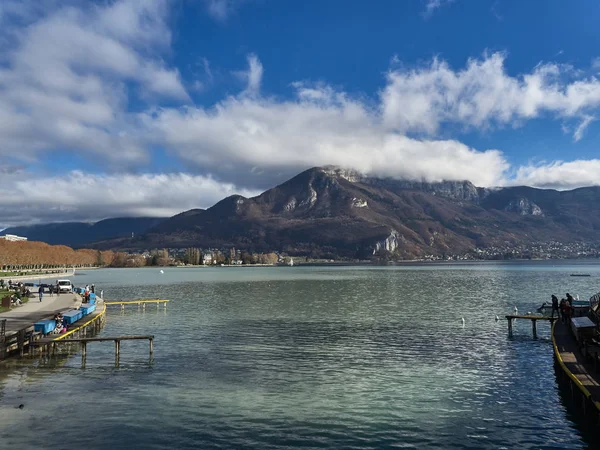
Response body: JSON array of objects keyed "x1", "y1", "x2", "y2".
[
  {"x1": 56, "y1": 281, "x2": 60, "y2": 296},
  {"x1": 39, "y1": 286, "x2": 43, "y2": 302},
  {"x1": 49, "y1": 284, "x2": 53, "y2": 297}
]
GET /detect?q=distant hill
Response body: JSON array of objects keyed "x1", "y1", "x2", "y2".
[
  {"x1": 2, "y1": 217, "x2": 167, "y2": 247},
  {"x1": 93, "y1": 166, "x2": 600, "y2": 259}
]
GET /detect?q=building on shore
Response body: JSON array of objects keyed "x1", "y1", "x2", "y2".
[{"x1": 0, "y1": 234, "x2": 27, "y2": 242}]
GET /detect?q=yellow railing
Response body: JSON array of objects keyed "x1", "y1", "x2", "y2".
[
  {"x1": 54, "y1": 302, "x2": 106, "y2": 341},
  {"x1": 551, "y1": 320, "x2": 600, "y2": 412},
  {"x1": 104, "y1": 299, "x2": 170, "y2": 305}
]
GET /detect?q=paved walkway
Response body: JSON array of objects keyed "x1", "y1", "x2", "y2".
[
  {"x1": 0, "y1": 270, "x2": 75, "y2": 283},
  {"x1": 0, "y1": 293, "x2": 81, "y2": 334}
]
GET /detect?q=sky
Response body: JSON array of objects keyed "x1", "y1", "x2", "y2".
[{"x1": 1, "y1": 0, "x2": 600, "y2": 227}]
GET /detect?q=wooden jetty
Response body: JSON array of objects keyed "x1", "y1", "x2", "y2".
[
  {"x1": 505, "y1": 314, "x2": 557, "y2": 338},
  {"x1": 552, "y1": 319, "x2": 600, "y2": 423},
  {"x1": 105, "y1": 299, "x2": 169, "y2": 310},
  {"x1": 52, "y1": 335, "x2": 154, "y2": 365}
]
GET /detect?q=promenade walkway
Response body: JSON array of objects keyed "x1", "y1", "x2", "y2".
[
  {"x1": 0, "y1": 269, "x2": 76, "y2": 283},
  {"x1": 0, "y1": 293, "x2": 81, "y2": 334}
]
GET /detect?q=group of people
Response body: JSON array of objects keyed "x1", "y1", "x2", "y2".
[
  {"x1": 53, "y1": 312, "x2": 67, "y2": 334},
  {"x1": 550, "y1": 293, "x2": 576, "y2": 322},
  {"x1": 83, "y1": 284, "x2": 95, "y2": 302}
]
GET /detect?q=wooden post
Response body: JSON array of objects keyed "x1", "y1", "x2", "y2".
[
  {"x1": 149, "y1": 337, "x2": 153, "y2": 356},
  {"x1": 508, "y1": 318, "x2": 513, "y2": 337},
  {"x1": 115, "y1": 339, "x2": 120, "y2": 357},
  {"x1": 81, "y1": 341, "x2": 87, "y2": 365},
  {"x1": 532, "y1": 319, "x2": 537, "y2": 338}
]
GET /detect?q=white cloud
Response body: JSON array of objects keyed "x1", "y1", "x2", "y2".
[
  {"x1": 0, "y1": 171, "x2": 258, "y2": 227},
  {"x1": 381, "y1": 52, "x2": 600, "y2": 139},
  {"x1": 147, "y1": 79, "x2": 509, "y2": 187},
  {"x1": 424, "y1": 0, "x2": 454, "y2": 17},
  {"x1": 0, "y1": 0, "x2": 188, "y2": 164},
  {"x1": 245, "y1": 54, "x2": 263, "y2": 95},
  {"x1": 204, "y1": 0, "x2": 249, "y2": 21},
  {"x1": 573, "y1": 115, "x2": 595, "y2": 142},
  {"x1": 513, "y1": 160, "x2": 600, "y2": 190}
]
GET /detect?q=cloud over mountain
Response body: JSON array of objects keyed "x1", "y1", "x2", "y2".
[{"x1": 1, "y1": 1, "x2": 600, "y2": 226}]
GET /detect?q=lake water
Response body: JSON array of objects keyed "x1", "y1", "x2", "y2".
[{"x1": 1, "y1": 262, "x2": 599, "y2": 449}]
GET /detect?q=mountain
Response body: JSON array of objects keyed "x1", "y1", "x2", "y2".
[
  {"x1": 98, "y1": 166, "x2": 600, "y2": 259},
  {"x1": 2, "y1": 217, "x2": 167, "y2": 247}
]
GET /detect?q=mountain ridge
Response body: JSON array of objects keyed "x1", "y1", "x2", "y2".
[
  {"x1": 102, "y1": 166, "x2": 600, "y2": 258},
  {"x1": 6, "y1": 166, "x2": 600, "y2": 259}
]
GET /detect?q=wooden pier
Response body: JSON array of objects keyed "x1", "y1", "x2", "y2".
[
  {"x1": 553, "y1": 319, "x2": 600, "y2": 424},
  {"x1": 52, "y1": 335, "x2": 154, "y2": 365},
  {"x1": 506, "y1": 314, "x2": 557, "y2": 338}
]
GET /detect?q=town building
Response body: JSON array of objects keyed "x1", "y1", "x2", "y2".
[{"x1": 0, "y1": 234, "x2": 28, "y2": 241}]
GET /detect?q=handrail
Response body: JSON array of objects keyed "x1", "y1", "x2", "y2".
[
  {"x1": 104, "y1": 299, "x2": 169, "y2": 305},
  {"x1": 57, "y1": 336, "x2": 153, "y2": 343},
  {"x1": 54, "y1": 302, "x2": 106, "y2": 341}
]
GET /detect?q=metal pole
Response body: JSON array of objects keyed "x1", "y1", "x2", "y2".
[
  {"x1": 149, "y1": 338, "x2": 153, "y2": 356},
  {"x1": 532, "y1": 319, "x2": 537, "y2": 339}
]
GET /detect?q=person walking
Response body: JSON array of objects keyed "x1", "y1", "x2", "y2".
[
  {"x1": 38, "y1": 286, "x2": 44, "y2": 302},
  {"x1": 49, "y1": 284, "x2": 53, "y2": 297}
]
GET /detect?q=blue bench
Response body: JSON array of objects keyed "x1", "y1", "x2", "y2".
[
  {"x1": 34, "y1": 319, "x2": 56, "y2": 335},
  {"x1": 80, "y1": 304, "x2": 96, "y2": 316},
  {"x1": 62, "y1": 310, "x2": 83, "y2": 325}
]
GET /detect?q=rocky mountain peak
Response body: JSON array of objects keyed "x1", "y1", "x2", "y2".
[{"x1": 504, "y1": 197, "x2": 544, "y2": 216}]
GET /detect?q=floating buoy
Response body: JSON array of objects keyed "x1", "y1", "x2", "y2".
[
  {"x1": 461, "y1": 317, "x2": 465, "y2": 327},
  {"x1": 495, "y1": 315, "x2": 499, "y2": 321},
  {"x1": 160, "y1": 270, "x2": 164, "y2": 274},
  {"x1": 514, "y1": 306, "x2": 518, "y2": 314}
]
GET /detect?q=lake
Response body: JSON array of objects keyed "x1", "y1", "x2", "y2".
[{"x1": 1, "y1": 261, "x2": 599, "y2": 449}]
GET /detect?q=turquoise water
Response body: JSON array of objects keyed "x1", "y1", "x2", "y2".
[{"x1": 1, "y1": 262, "x2": 599, "y2": 449}]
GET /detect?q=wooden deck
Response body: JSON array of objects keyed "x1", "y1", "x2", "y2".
[{"x1": 552, "y1": 319, "x2": 600, "y2": 413}]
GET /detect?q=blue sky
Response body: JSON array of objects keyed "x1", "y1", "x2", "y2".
[{"x1": 1, "y1": 0, "x2": 600, "y2": 226}]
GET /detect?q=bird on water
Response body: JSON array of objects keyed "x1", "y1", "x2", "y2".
[{"x1": 514, "y1": 306, "x2": 518, "y2": 314}]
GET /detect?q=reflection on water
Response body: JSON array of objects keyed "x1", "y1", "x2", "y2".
[{"x1": 1, "y1": 263, "x2": 599, "y2": 449}]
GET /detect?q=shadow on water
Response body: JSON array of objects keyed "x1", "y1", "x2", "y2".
[{"x1": 554, "y1": 361, "x2": 600, "y2": 449}]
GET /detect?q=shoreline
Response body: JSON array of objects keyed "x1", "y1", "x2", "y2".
[{"x1": 1, "y1": 269, "x2": 76, "y2": 283}]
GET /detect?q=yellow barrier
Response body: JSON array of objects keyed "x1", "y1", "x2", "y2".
[
  {"x1": 551, "y1": 320, "x2": 600, "y2": 413},
  {"x1": 104, "y1": 300, "x2": 170, "y2": 305},
  {"x1": 54, "y1": 302, "x2": 106, "y2": 341}
]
